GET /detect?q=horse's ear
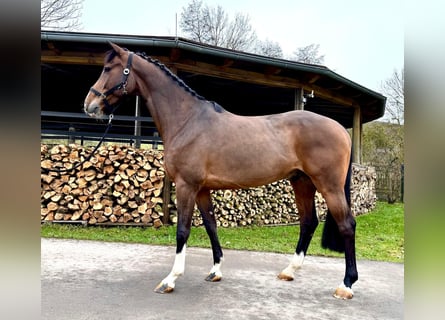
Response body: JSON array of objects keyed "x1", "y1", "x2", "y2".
[{"x1": 109, "y1": 42, "x2": 124, "y2": 56}]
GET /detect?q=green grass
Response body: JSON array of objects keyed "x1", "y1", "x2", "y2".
[{"x1": 41, "y1": 202, "x2": 404, "y2": 263}]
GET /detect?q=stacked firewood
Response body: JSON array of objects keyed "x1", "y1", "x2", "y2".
[
  {"x1": 41, "y1": 144, "x2": 376, "y2": 227},
  {"x1": 350, "y1": 164, "x2": 377, "y2": 214},
  {"x1": 169, "y1": 182, "x2": 301, "y2": 227},
  {"x1": 41, "y1": 144, "x2": 166, "y2": 227}
]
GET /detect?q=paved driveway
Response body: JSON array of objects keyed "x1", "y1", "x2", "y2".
[{"x1": 41, "y1": 238, "x2": 403, "y2": 320}]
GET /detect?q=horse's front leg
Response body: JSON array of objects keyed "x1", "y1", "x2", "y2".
[
  {"x1": 154, "y1": 181, "x2": 197, "y2": 294},
  {"x1": 196, "y1": 189, "x2": 223, "y2": 282},
  {"x1": 278, "y1": 175, "x2": 317, "y2": 281}
]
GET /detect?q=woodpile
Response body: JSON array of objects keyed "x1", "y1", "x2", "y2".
[
  {"x1": 169, "y1": 182, "x2": 300, "y2": 227},
  {"x1": 41, "y1": 144, "x2": 166, "y2": 227},
  {"x1": 41, "y1": 144, "x2": 376, "y2": 228},
  {"x1": 350, "y1": 164, "x2": 377, "y2": 215}
]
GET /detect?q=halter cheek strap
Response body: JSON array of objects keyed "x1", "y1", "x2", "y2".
[{"x1": 89, "y1": 52, "x2": 134, "y2": 114}]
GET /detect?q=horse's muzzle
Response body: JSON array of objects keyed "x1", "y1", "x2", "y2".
[{"x1": 84, "y1": 100, "x2": 104, "y2": 118}]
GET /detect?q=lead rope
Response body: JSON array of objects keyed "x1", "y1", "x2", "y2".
[{"x1": 41, "y1": 114, "x2": 114, "y2": 173}]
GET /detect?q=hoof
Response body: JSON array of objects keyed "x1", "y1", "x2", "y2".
[
  {"x1": 277, "y1": 272, "x2": 294, "y2": 281},
  {"x1": 205, "y1": 272, "x2": 222, "y2": 282},
  {"x1": 154, "y1": 282, "x2": 174, "y2": 294},
  {"x1": 333, "y1": 285, "x2": 354, "y2": 299}
]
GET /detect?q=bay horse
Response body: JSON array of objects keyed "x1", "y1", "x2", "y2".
[{"x1": 84, "y1": 43, "x2": 358, "y2": 299}]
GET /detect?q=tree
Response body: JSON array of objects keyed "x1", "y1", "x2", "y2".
[
  {"x1": 180, "y1": 0, "x2": 257, "y2": 51},
  {"x1": 224, "y1": 12, "x2": 257, "y2": 50},
  {"x1": 362, "y1": 121, "x2": 404, "y2": 203},
  {"x1": 291, "y1": 43, "x2": 325, "y2": 64},
  {"x1": 362, "y1": 122, "x2": 403, "y2": 166},
  {"x1": 204, "y1": 4, "x2": 228, "y2": 46},
  {"x1": 380, "y1": 68, "x2": 404, "y2": 124},
  {"x1": 362, "y1": 68, "x2": 405, "y2": 203},
  {"x1": 41, "y1": 0, "x2": 84, "y2": 31},
  {"x1": 253, "y1": 39, "x2": 283, "y2": 58}
]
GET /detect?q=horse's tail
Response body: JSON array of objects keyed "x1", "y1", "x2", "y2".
[{"x1": 321, "y1": 151, "x2": 352, "y2": 253}]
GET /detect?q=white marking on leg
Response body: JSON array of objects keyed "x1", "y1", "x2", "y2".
[
  {"x1": 279, "y1": 252, "x2": 305, "y2": 279},
  {"x1": 333, "y1": 282, "x2": 354, "y2": 299},
  {"x1": 161, "y1": 245, "x2": 187, "y2": 289},
  {"x1": 209, "y1": 259, "x2": 223, "y2": 278}
]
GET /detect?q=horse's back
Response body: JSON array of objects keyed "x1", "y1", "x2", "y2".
[
  {"x1": 269, "y1": 110, "x2": 348, "y2": 137},
  {"x1": 273, "y1": 110, "x2": 350, "y2": 151}
]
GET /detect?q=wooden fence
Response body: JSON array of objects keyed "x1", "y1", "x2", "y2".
[
  {"x1": 41, "y1": 111, "x2": 162, "y2": 149},
  {"x1": 374, "y1": 164, "x2": 404, "y2": 203}
]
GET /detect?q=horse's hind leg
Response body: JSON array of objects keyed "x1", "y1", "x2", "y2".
[
  {"x1": 278, "y1": 173, "x2": 318, "y2": 281},
  {"x1": 322, "y1": 191, "x2": 357, "y2": 299},
  {"x1": 196, "y1": 189, "x2": 223, "y2": 282}
]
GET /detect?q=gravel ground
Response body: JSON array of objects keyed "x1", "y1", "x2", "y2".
[{"x1": 41, "y1": 238, "x2": 403, "y2": 320}]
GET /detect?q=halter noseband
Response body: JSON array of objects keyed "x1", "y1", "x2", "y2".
[{"x1": 89, "y1": 52, "x2": 134, "y2": 114}]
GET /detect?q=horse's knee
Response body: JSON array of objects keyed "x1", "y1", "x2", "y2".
[
  {"x1": 176, "y1": 225, "x2": 191, "y2": 253},
  {"x1": 301, "y1": 217, "x2": 319, "y2": 233}
]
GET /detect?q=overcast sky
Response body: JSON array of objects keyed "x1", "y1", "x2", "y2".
[{"x1": 81, "y1": 0, "x2": 404, "y2": 92}]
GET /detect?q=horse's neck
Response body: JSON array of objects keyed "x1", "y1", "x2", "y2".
[{"x1": 135, "y1": 59, "x2": 202, "y2": 146}]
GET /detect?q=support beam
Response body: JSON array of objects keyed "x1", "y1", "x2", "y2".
[
  {"x1": 294, "y1": 88, "x2": 304, "y2": 110},
  {"x1": 352, "y1": 106, "x2": 362, "y2": 163},
  {"x1": 134, "y1": 96, "x2": 142, "y2": 148},
  {"x1": 41, "y1": 52, "x2": 359, "y2": 108}
]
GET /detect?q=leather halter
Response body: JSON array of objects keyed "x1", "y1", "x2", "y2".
[{"x1": 89, "y1": 52, "x2": 134, "y2": 114}]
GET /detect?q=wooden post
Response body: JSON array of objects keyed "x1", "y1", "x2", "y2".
[
  {"x1": 68, "y1": 125, "x2": 75, "y2": 144},
  {"x1": 294, "y1": 88, "x2": 304, "y2": 110},
  {"x1": 134, "y1": 96, "x2": 142, "y2": 149},
  {"x1": 352, "y1": 106, "x2": 362, "y2": 163}
]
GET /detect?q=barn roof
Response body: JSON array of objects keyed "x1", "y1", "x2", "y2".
[{"x1": 41, "y1": 31, "x2": 385, "y2": 128}]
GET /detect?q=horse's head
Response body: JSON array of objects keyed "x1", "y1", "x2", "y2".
[{"x1": 84, "y1": 42, "x2": 136, "y2": 118}]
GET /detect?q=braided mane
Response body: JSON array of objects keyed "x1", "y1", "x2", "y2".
[{"x1": 136, "y1": 51, "x2": 207, "y2": 101}]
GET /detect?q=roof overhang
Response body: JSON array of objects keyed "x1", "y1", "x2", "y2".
[{"x1": 41, "y1": 31, "x2": 386, "y2": 127}]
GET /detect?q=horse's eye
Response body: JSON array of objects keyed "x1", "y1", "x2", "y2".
[{"x1": 103, "y1": 67, "x2": 112, "y2": 73}]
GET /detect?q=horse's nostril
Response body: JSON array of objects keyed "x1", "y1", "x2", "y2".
[{"x1": 85, "y1": 103, "x2": 99, "y2": 115}]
